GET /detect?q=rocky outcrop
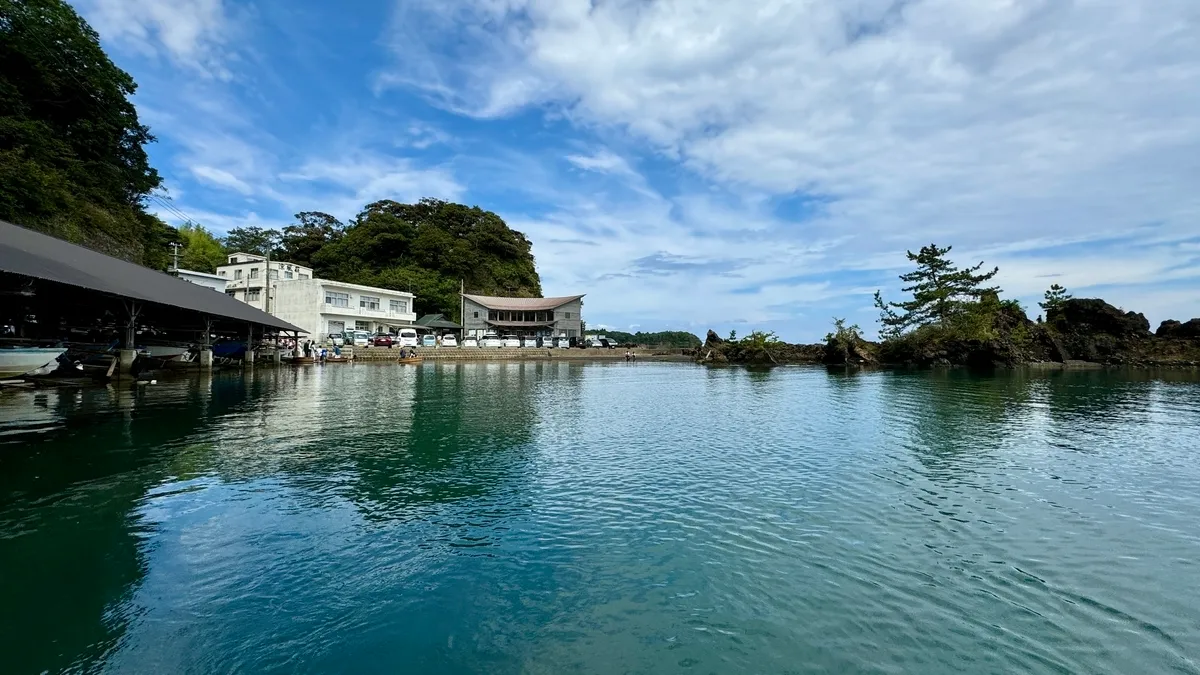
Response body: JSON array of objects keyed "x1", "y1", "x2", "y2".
[
  {"x1": 1157, "y1": 319, "x2": 1200, "y2": 339},
  {"x1": 823, "y1": 336, "x2": 878, "y2": 365},
  {"x1": 1048, "y1": 298, "x2": 1155, "y2": 364}
]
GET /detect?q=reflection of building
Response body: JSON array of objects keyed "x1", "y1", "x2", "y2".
[
  {"x1": 172, "y1": 269, "x2": 227, "y2": 292},
  {"x1": 461, "y1": 294, "x2": 584, "y2": 338},
  {"x1": 217, "y1": 253, "x2": 417, "y2": 337},
  {"x1": 271, "y1": 279, "x2": 416, "y2": 338}
]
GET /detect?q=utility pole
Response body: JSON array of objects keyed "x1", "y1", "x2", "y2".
[
  {"x1": 169, "y1": 242, "x2": 181, "y2": 271},
  {"x1": 264, "y1": 248, "x2": 271, "y2": 315},
  {"x1": 460, "y1": 278, "x2": 465, "y2": 338}
]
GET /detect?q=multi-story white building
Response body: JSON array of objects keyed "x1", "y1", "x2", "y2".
[
  {"x1": 217, "y1": 253, "x2": 313, "y2": 312},
  {"x1": 216, "y1": 252, "x2": 417, "y2": 338},
  {"x1": 271, "y1": 278, "x2": 416, "y2": 338}
]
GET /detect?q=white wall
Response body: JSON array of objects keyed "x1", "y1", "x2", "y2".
[
  {"x1": 270, "y1": 279, "x2": 418, "y2": 339},
  {"x1": 175, "y1": 269, "x2": 227, "y2": 292}
]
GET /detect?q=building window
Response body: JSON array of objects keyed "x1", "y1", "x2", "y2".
[
  {"x1": 473, "y1": 311, "x2": 479, "y2": 319},
  {"x1": 285, "y1": 270, "x2": 293, "y2": 279},
  {"x1": 250, "y1": 268, "x2": 259, "y2": 279},
  {"x1": 269, "y1": 269, "x2": 278, "y2": 280},
  {"x1": 247, "y1": 289, "x2": 261, "y2": 301},
  {"x1": 389, "y1": 299, "x2": 408, "y2": 314},
  {"x1": 299, "y1": 274, "x2": 309, "y2": 280},
  {"x1": 355, "y1": 321, "x2": 370, "y2": 331},
  {"x1": 360, "y1": 296, "x2": 380, "y2": 311},
  {"x1": 225, "y1": 290, "x2": 237, "y2": 297},
  {"x1": 564, "y1": 312, "x2": 572, "y2": 319},
  {"x1": 325, "y1": 291, "x2": 349, "y2": 308},
  {"x1": 234, "y1": 270, "x2": 243, "y2": 280},
  {"x1": 218, "y1": 270, "x2": 226, "y2": 277}
]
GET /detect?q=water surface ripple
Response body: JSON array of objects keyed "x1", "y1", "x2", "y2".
[{"x1": 2, "y1": 363, "x2": 1200, "y2": 674}]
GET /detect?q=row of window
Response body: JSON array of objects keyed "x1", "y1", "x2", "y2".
[
  {"x1": 226, "y1": 289, "x2": 262, "y2": 301},
  {"x1": 481, "y1": 310, "x2": 571, "y2": 322},
  {"x1": 220, "y1": 267, "x2": 308, "y2": 281},
  {"x1": 324, "y1": 292, "x2": 408, "y2": 314}
]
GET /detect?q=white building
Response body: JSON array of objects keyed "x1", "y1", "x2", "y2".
[
  {"x1": 271, "y1": 279, "x2": 417, "y2": 338},
  {"x1": 217, "y1": 253, "x2": 312, "y2": 312},
  {"x1": 172, "y1": 268, "x2": 227, "y2": 292},
  {"x1": 216, "y1": 252, "x2": 417, "y2": 338}
]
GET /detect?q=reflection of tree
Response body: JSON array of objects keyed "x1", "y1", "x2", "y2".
[
  {"x1": 880, "y1": 369, "x2": 1035, "y2": 475},
  {"x1": 0, "y1": 378, "x2": 259, "y2": 675}
]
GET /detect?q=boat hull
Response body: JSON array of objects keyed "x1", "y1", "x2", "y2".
[
  {"x1": 396, "y1": 357, "x2": 424, "y2": 365},
  {"x1": 0, "y1": 348, "x2": 68, "y2": 378}
]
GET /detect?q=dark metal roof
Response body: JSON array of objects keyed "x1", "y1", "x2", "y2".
[
  {"x1": 462, "y1": 293, "x2": 584, "y2": 311},
  {"x1": 415, "y1": 313, "x2": 462, "y2": 329},
  {"x1": 486, "y1": 320, "x2": 554, "y2": 327},
  {"x1": 0, "y1": 220, "x2": 303, "y2": 332}
]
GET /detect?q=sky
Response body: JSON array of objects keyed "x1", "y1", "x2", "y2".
[{"x1": 73, "y1": 0, "x2": 1200, "y2": 341}]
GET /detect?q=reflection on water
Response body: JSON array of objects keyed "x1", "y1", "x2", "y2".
[{"x1": 1, "y1": 364, "x2": 1200, "y2": 674}]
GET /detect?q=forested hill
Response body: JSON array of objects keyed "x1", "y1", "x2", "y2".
[
  {"x1": 0, "y1": 0, "x2": 175, "y2": 268},
  {"x1": 197, "y1": 199, "x2": 543, "y2": 322}
]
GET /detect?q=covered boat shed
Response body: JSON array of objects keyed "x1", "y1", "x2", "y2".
[{"x1": 0, "y1": 220, "x2": 303, "y2": 368}]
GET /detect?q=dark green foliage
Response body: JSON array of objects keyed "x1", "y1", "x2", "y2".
[
  {"x1": 600, "y1": 330, "x2": 702, "y2": 348},
  {"x1": 1039, "y1": 283, "x2": 1072, "y2": 314},
  {"x1": 0, "y1": 0, "x2": 170, "y2": 264},
  {"x1": 874, "y1": 244, "x2": 999, "y2": 338},
  {"x1": 177, "y1": 223, "x2": 225, "y2": 273},
  {"x1": 277, "y1": 212, "x2": 343, "y2": 268},
  {"x1": 223, "y1": 226, "x2": 280, "y2": 256},
  {"x1": 309, "y1": 199, "x2": 541, "y2": 319}
]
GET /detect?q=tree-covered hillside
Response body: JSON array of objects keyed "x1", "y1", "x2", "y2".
[
  {"x1": 0, "y1": 0, "x2": 175, "y2": 267},
  {"x1": 208, "y1": 200, "x2": 543, "y2": 321}
]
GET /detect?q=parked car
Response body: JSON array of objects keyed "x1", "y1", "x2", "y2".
[
  {"x1": 328, "y1": 333, "x2": 345, "y2": 347},
  {"x1": 346, "y1": 331, "x2": 370, "y2": 348},
  {"x1": 541, "y1": 336, "x2": 556, "y2": 348},
  {"x1": 462, "y1": 337, "x2": 479, "y2": 348},
  {"x1": 522, "y1": 336, "x2": 539, "y2": 348},
  {"x1": 556, "y1": 337, "x2": 570, "y2": 348},
  {"x1": 598, "y1": 338, "x2": 618, "y2": 349},
  {"x1": 441, "y1": 334, "x2": 458, "y2": 347},
  {"x1": 501, "y1": 335, "x2": 521, "y2": 348},
  {"x1": 481, "y1": 332, "x2": 503, "y2": 348},
  {"x1": 372, "y1": 333, "x2": 394, "y2": 348},
  {"x1": 397, "y1": 328, "x2": 419, "y2": 348}
]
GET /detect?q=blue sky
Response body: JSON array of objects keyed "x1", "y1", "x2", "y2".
[{"x1": 75, "y1": 0, "x2": 1200, "y2": 341}]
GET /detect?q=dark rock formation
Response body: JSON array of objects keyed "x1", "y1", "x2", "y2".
[
  {"x1": 1048, "y1": 298, "x2": 1154, "y2": 364},
  {"x1": 1157, "y1": 319, "x2": 1200, "y2": 339}
]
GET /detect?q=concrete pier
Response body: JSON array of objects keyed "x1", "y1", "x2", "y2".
[
  {"x1": 118, "y1": 349, "x2": 137, "y2": 374},
  {"x1": 199, "y1": 349, "x2": 213, "y2": 370}
]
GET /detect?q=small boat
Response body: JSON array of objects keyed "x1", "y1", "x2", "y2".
[
  {"x1": 0, "y1": 347, "x2": 69, "y2": 379},
  {"x1": 211, "y1": 341, "x2": 247, "y2": 359},
  {"x1": 139, "y1": 343, "x2": 189, "y2": 360},
  {"x1": 396, "y1": 357, "x2": 424, "y2": 365},
  {"x1": 325, "y1": 356, "x2": 349, "y2": 363},
  {"x1": 288, "y1": 356, "x2": 315, "y2": 365}
]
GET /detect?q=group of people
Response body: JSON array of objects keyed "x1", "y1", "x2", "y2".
[
  {"x1": 624, "y1": 350, "x2": 637, "y2": 362},
  {"x1": 295, "y1": 339, "x2": 341, "y2": 362}
]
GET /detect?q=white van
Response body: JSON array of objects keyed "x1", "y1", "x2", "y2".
[{"x1": 397, "y1": 328, "x2": 419, "y2": 347}]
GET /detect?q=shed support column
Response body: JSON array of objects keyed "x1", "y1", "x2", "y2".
[
  {"x1": 120, "y1": 301, "x2": 141, "y2": 374},
  {"x1": 245, "y1": 324, "x2": 255, "y2": 365},
  {"x1": 200, "y1": 318, "x2": 213, "y2": 370}
]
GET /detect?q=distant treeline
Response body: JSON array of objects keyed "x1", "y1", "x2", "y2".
[{"x1": 601, "y1": 330, "x2": 702, "y2": 348}]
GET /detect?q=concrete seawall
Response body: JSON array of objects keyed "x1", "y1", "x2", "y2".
[{"x1": 343, "y1": 348, "x2": 690, "y2": 362}]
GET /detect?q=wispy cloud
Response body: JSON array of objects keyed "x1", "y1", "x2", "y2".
[{"x1": 77, "y1": 0, "x2": 237, "y2": 79}]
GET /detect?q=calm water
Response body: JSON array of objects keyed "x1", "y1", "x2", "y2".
[{"x1": 2, "y1": 363, "x2": 1200, "y2": 674}]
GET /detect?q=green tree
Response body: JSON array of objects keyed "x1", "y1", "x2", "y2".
[
  {"x1": 727, "y1": 329, "x2": 737, "y2": 342},
  {"x1": 278, "y1": 211, "x2": 343, "y2": 268},
  {"x1": 222, "y1": 226, "x2": 280, "y2": 256},
  {"x1": 1039, "y1": 283, "x2": 1072, "y2": 315},
  {"x1": 0, "y1": 0, "x2": 167, "y2": 263},
  {"x1": 874, "y1": 244, "x2": 999, "y2": 338},
  {"x1": 739, "y1": 330, "x2": 780, "y2": 363},
  {"x1": 177, "y1": 223, "x2": 226, "y2": 273}
]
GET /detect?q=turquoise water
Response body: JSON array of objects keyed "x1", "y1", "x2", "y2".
[{"x1": 2, "y1": 363, "x2": 1200, "y2": 674}]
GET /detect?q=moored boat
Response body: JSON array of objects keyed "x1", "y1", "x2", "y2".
[
  {"x1": 396, "y1": 357, "x2": 424, "y2": 364},
  {"x1": 0, "y1": 347, "x2": 68, "y2": 379}
]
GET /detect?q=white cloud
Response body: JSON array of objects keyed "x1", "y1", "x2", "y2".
[
  {"x1": 377, "y1": 0, "x2": 1200, "y2": 337},
  {"x1": 565, "y1": 149, "x2": 637, "y2": 178},
  {"x1": 282, "y1": 152, "x2": 464, "y2": 219},
  {"x1": 189, "y1": 165, "x2": 254, "y2": 195},
  {"x1": 77, "y1": 0, "x2": 235, "y2": 79}
]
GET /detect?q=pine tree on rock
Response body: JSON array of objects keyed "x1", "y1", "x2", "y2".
[
  {"x1": 1039, "y1": 283, "x2": 1072, "y2": 316},
  {"x1": 874, "y1": 244, "x2": 1000, "y2": 337}
]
